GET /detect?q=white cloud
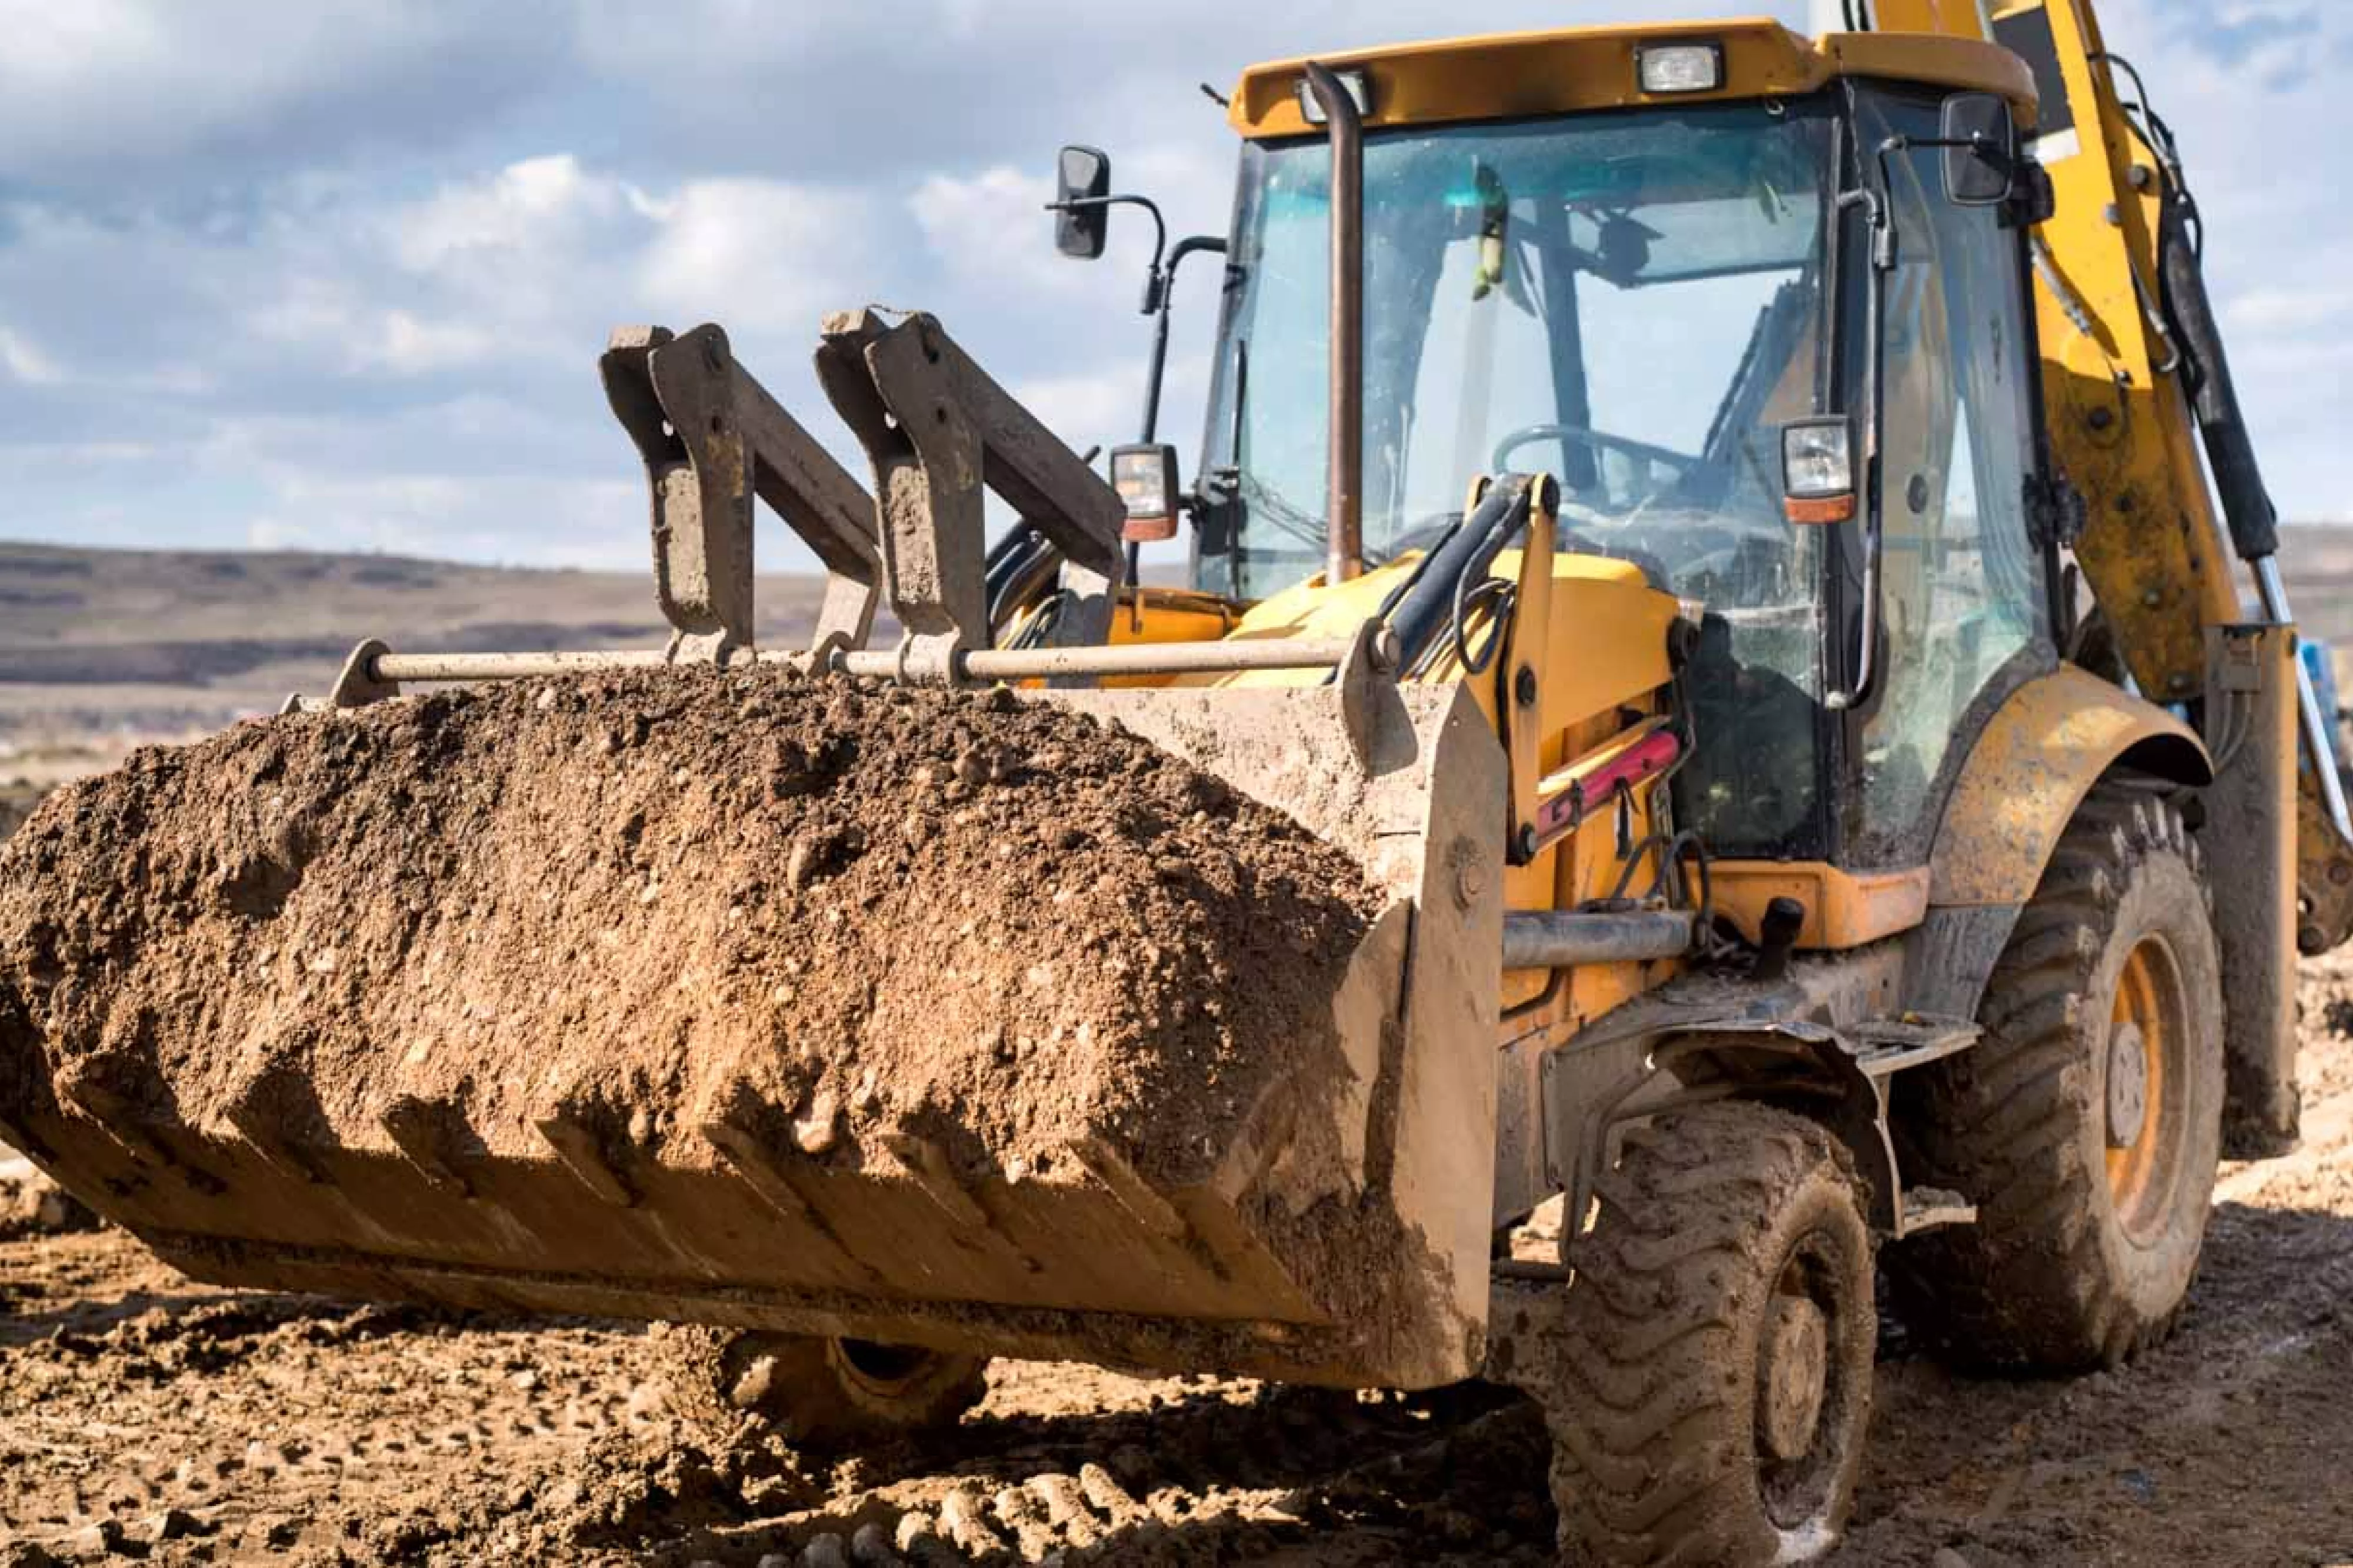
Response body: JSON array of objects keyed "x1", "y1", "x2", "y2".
[
  {"x1": 2228, "y1": 288, "x2": 2353, "y2": 336},
  {"x1": 389, "y1": 154, "x2": 639, "y2": 272},
  {"x1": 0, "y1": 1, "x2": 561, "y2": 184},
  {"x1": 4, "y1": 0, "x2": 2352, "y2": 571},
  {"x1": 0, "y1": 326, "x2": 62, "y2": 386},
  {"x1": 639, "y1": 180, "x2": 879, "y2": 333}
]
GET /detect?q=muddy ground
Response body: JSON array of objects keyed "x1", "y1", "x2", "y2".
[{"x1": 8, "y1": 957, "x2": 2353, "y2": 1566}]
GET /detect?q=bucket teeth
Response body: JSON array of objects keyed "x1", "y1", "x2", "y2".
[
  {"x1": 881, "y1": 1132, "x2": 989, "y2": 1230},
  {"x1": 221, "y1": 1064, "x2": 335, "y2": 1184},
  {"x1": 697, "y1": 1089, "x2": 818, "y2": 1224},
  {"x1": 1068, "y1": 1135, "x2": 1188, "y2": 1240},
  {"x1": 696, "y1": 1087, "x2": 891, "y2": 1289},
  {"x1": 55, "y1": 1051, "x2": 223, "y2": 1193},
  {"x1": 533, "y1": 1104, "x2": 640, "y2": 1207},
  {"x1": 380, "y1": 1095, "x2": 485, "y2": 1196},
  {"x1": 55, "y1": 1051, "x2": 154, "y2": 1128}
]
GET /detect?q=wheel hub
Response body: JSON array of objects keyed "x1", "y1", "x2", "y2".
[
  {"x1": 1758, "y1": 1293, "x2": 1829, "y2": 1464},
  {"x1": 2107, "y1": 1020, "x2": 2150, "y2": 1150}
]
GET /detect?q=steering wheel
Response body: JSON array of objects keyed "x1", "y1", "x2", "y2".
[{"x1": 1489, "y1": 424, "x2": 1704, "y2": 520}]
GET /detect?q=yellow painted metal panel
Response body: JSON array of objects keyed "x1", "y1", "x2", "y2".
[
  {"x1": 1227, "y1": 20, "x2": 2034, "y2": 141},
  {"x1": 2018, "y1": 0, "x2": 2244, "y2": 705},
  {"x1": 1930, "y1": 665, "x2": 2209, "y2": 907},
  {"x1": 1712, "y1": 863, "x2": 1932, "y2": 950}
]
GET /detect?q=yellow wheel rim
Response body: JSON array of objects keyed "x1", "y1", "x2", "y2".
[{"x1": 2106, "y1": 935, "x2": 2184, "y2": 1240}]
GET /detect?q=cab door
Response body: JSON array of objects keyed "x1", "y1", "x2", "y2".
[{"x1": 1843, "y1": 88, "x2": 2057, "y2": 869}]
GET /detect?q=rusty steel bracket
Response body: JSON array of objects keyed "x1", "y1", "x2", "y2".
[
  {"x1": 816, "y1": 310, "x2": 1124, "y2": 684},
  {"x1": 601, "y1": 323, "x2": 882, "y2": 665}
]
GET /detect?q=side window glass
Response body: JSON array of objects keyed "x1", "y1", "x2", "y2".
[{"x1": 1855, "y1": 99, "x2": 2046, "y2": 862}]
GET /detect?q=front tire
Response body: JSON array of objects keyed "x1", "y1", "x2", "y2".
[
  {"x1": 651, "y1": 1326, "x2": 988, "y2": 1452},
  {"x1": 1888, "y1": 789, "x2": 2224, "y2": 1370},
  {"x1": 1545, "y1": 1103, "x2": 1876, "y2": 1566}
]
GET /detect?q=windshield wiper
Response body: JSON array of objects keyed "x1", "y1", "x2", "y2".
[{"x1": 1237, "y1": 473, "x2": 1337, "y2": 555}]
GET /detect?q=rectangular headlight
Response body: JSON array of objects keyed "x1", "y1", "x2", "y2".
[
  {"x1": 1637, "y1": 42, "x2": 1725, "y2": 95},
  {"x1": 1781, "y1": 419, "x2": 1856, "y2": 525},
  {"x1": 1297, "y1": 67, "x2": 1373, "y2": 125},
  {"x1": 1111, "y1": 443, "x2": 1181, "y2": 543}
]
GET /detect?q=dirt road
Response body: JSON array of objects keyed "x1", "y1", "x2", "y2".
[{"x1": 9, "y1": 959, "x2": 2353, "y2": 1566}]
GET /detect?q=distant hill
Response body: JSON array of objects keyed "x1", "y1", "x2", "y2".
[
  {"x1": 2276, "y1": 524, "x2": 2353, "y2": 648},
  {"x1": 0, "y1": 542, "x2": 834, "y2": 782},
  {"x1": 4, "y1": 525, "x2": 2351, "y2": 789}
]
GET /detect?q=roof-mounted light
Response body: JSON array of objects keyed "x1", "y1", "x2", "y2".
[
  {"x1": 1297, "y1": 67, "x2": 1372, "y2": 125},
  {"x1": 1636, "y1": 42, "x2": 1725, "y2": 96}
]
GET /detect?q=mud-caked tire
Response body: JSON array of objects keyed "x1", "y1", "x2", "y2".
[
  {"x1": 649, "y1": 1325, "x2": 988, "y2": 1452},
  {"x1": 1888, "y1": 789, "x2": 2223, "y2": 1370},
  {"x1": 1544, "y1": 1103, "x2": 1876, "y2": 1566}
]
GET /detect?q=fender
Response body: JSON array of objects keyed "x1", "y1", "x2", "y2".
[
  {"x1": 1931, "y1": 665, "x2": 2211, "y2": 908},
  {"x1": 1909, "y1": 665, "x2": 2211, "y2": 1018}
]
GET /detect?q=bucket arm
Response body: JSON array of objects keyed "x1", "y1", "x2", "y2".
[
  {"x1": 1864, "y1": 0, "x2": 2353, "y2": 1152},
  {"x1": 1873, "y1": 0, "x2": 2353, "y2": 940}
]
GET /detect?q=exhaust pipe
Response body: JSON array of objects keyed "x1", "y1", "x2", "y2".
[{"x1": 1302, "y1": 62, "x2": 1364, "y2": 584}]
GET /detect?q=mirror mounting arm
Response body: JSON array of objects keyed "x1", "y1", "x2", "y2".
[{"x1": 1045, "y1": 192, "x2": 1169, "y2": 278}]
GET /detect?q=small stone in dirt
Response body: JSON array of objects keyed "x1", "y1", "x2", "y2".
[
  {"x1": 0, "y1": 1169, "x2": 98, "y2": 1239},
  {"x1": 802, "y1": 1534, "x2": 851, "y2": 1568},
  {"x1": 1932, "y1": 1550, "x2": 1975, "y2": 1568},
  {"x1": 126, "y1": 1507, "x2": 205, "y2": 1547},
  {"x1": 848, "y1": 1522, "x2": 898, "y2": 1564},
  {"x1": 792, "y1": 1090, "x2": 841, "y2": 1156},
  {"x1": 893, "y1": 1512, "x2": 940, "y2": 1553},
  {"x1": 64, "y1": 1520, "x2": 125, "y2": 1558}
]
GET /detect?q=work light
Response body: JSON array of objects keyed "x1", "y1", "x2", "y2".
[
  {"x1": 1636, "y1": 42, "x2": 1725, "y2": 95},
  {"x1": 1781, "y1": 418, "x2": 1857, "y2": 525},
  {"x1": 1111, "y1": 443, "x2": 1181, "y2": 542},
  {"x1": 1297, "y1": 67, "x2": 1373, "y2": 124}
]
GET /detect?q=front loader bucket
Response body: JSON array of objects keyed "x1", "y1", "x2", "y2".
[{"x1": 0, "y1": 669, "x2": 1504, "y2": 1389}]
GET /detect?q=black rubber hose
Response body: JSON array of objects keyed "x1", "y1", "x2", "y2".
[
  {"x1": 1388, "y1": 476, "x2": 1533, "y2": 673},
  {"x1": 2158, "y1": 189, "x2": 2278, "y2": 562}
]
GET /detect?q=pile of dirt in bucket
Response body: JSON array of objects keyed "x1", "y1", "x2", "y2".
[{"x1": 0, "y1": 667, "x2": 1380, "y2": 1193}]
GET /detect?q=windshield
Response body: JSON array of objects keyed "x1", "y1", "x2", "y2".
[{"x1": 1198, "y1": 100, "x2": 1839, "y2": 606}]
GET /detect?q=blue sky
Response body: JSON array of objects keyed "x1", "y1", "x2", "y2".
[{"x1": 0, "y1": 0, "x2": 2341, "y2": 572}]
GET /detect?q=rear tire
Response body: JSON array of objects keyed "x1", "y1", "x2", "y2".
[
  {"x1": 650, "y1": 1325, "x2": 988, "y2": 1452},
  {"x1": 1888, "y1": 789, "x2": 2224, "y2": 1370},
  {"x1": 1545, "y1": 1102, "x2": 1875, "y2": 1566}
]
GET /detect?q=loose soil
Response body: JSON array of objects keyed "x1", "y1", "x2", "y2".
[
  {"x1": 5, "y1": 958, "x2": 2353, "y2": 1564},
  {"x1": 0, "y1": 668, "x2": 1376, "y2": 1199}
]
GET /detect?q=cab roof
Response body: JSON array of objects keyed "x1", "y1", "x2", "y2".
[{"x1": 1227, "y1": 17, "x2": 2037, "y2": 141}]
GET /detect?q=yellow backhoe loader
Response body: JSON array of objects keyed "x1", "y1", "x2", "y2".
[{"x1": 4, "y1": 1, "x2": 2345, "y2": 1562}]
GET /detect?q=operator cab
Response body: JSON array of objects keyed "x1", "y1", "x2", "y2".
[{"x1": 1195, "y1": 22, "x2": 2058, "y2": 873}]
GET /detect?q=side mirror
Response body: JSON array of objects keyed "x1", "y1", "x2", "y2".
[
  {"x1": 1941, "y1": 94, "x2": 2017, "y2": 208},
  {"x1": 1054, "y1": 145, "x2": 1112, "y2": 259}
]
